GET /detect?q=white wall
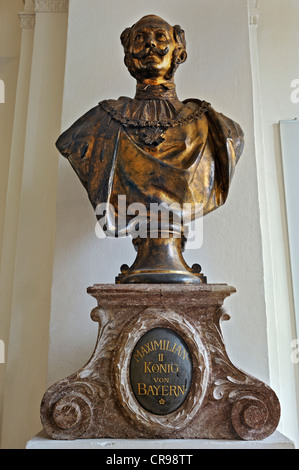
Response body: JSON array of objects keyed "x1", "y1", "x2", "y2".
[
  {"x1": 252, "y1": 0, "x2": 299, "y2": 446},
  {"x1": 280, "y1": 120, "x2": 299, "y2": 338},
  {"x1": 47, "y1": 0, "x2": 270, "y2": 402}
]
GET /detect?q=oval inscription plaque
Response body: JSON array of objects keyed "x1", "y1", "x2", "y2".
[{"x1": 129, "y1": 328, "x2": 192, "y2": 415}]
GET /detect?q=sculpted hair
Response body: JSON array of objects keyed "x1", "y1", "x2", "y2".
[{"x1": 166, "y1": 24, "x2": 187, "y2": 79}]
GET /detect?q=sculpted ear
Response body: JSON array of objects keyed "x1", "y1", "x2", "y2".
[
  {"x1": 120, "y1": 27, "x2": 132, "y2": 52},
  {"x1": 173, "y1": 24, "x2": 186, "y2": 49},
  {"x1": 172, "y1": 24, "x2": 187, "y2": 65},
  {"x1": 178, "y1": 50, "x2": 187, "y2": 64},
  {"x1": 124, "y1": 54, "x2": 130, "y2": 68}
]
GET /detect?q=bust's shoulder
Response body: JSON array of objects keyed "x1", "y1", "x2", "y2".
[
  {"x1": 185, "y1": 99, "x2": 244, "y2": 135},
  {"x1": 183, "y1": 98, "x2": 210, "y2": 109},
  {"x1": 56, "y1": 104, "x2": 106, "y2": 156},
  {"x1": 64, "y1": 98, "x2": 128, "y2": 130},
  {"x1": 180, "y1": 98, "x2": 210, "y2": 121},
  {"x1": 60, "y1": 104, "x2": 105, "y2": 136},
  {"x1": 98, "y1": 96, "x2": 136, "y2": 122},
  {"x1": 99, "y1": 96, "x2": 132, "y2": 112}
]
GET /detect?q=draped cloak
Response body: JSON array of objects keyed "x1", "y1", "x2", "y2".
[{"x1": 56, "y1": 96, "x2": 244, "y2": 235}]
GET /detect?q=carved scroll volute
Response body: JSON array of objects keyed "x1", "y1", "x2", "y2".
[
  {"x1": 231, "y1": 390, "x2": 281, "y2": 441},
  {"x1": 40, "y1": 307, "x2": 114, "y2": 440},
  {"x1": 40, "y1": 381, "x2": 95, "y2": 439},
  {"x1": 207, "y1": 308, "x2": 281, "y2": 440}
]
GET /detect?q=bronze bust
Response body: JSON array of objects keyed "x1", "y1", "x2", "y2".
[{"x1": 56, "y1": 15, "x2": 244, "y2": 284}]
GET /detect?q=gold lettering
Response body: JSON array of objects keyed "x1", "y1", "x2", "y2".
[
  {"x1": 154, "y1": 340, "x2": 163, "y2": 350},
  {"x1": 153, "y1": 377, "x2": 170, "y2": 383},
  {"x1": 133, "y1": 350, "x2": 143, "y2": 363},
  {"x1": 140, "y1": 346, "x2": 148, "y2": 356},
  {"x1": 174, "y1": 345, "x2": 182, "y2": 357},
  {"x1": 137, "y1": 383, "x2": 147, "y2": 395},
  {"x1": 143, "y1": 362, "x2": 180, "y2": 374},
  {"x1": 143, "y1": 342, "x2": 153, "y2": 353},
  {"x1": 143, "y1": 361, "x2": 179, "y2": 374},
  {"x1": 137, "y1": 383, "x2": 186, "y2": 396},
  {"x1": 182, "y1": 349, "x2": 189, "y2": 361},
  {"x1": 133, "y1": 337, "x2": 189, "y2": 361}
]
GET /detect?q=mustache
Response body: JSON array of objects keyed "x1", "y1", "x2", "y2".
[{"x1": 131, "y1": 45, "x2": 170, "y2": 59}]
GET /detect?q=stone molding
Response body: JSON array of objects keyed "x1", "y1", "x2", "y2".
[
  {"x1": 249, "y1": 8, "x2": 260, "y2": 26},
  {"x1": 249, "y1": 0, "x2": 260, "y2": 26},
  {"x1": 33, "y1": 0, "x2": 69, "y2": 13},
  {"x1": 19, "y1": 11, "x2": 36, "y2": 29}
]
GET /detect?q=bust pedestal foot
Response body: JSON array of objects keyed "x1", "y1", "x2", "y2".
[
  {"x1": 116, "y1": 230, "x2": 207, "y2": 284},
  {"x1": 40, "y1": 284, "x2": 280, "y2": 441}
]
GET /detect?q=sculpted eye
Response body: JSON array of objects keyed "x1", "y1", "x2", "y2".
[
  {"x1": 134, "y1": 33, "x2": 143, "y2": 42},
  {"x1": 156, "y1": 31, "x2": 167, "y2": 41}
]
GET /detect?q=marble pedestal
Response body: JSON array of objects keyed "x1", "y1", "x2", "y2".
[{"x1": 40, "y1": 284, "x2": 280, "y2": 441}]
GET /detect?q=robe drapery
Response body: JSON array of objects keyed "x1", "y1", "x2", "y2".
[{"x1": 56, "y1": 94, "x2": 244, "y2": 236}]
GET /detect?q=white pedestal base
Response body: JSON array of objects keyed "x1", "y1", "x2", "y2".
[{"x1": 26, "y1": 430, "x2": 295, "y2": 449}]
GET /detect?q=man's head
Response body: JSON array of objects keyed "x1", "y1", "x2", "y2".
[{"x1": 120, "y1": 15, "x2": 187, "y2": 84}]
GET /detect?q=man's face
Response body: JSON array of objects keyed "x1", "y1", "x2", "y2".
[{"x1": 128, "y1": 17, "x2": 177, "y2": 81}]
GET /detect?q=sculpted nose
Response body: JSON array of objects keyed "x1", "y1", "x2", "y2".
[
  {"x1": 146, "y1": 40, "x2": 156, "y2": 48},
  {"x1": 145, "y1": 34, "x2": 156, "y2": 48}
]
